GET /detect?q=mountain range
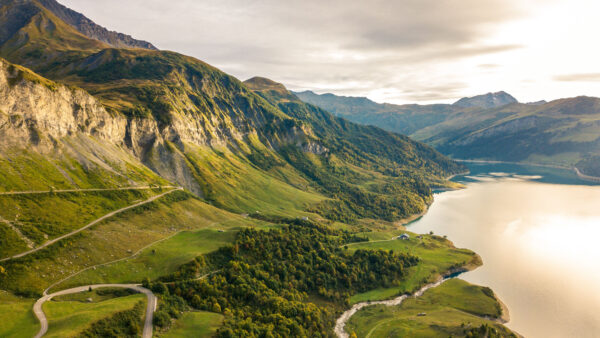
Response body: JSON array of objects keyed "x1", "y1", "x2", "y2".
[
  {"x1": 295, "y1": 90, "x2": 600, "y2": 176},
  {"x1": 0, "y1": 0, "x2": 463, "y2": 224}
]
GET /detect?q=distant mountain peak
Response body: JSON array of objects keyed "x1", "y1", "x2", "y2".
[
  {"x1": 21, "y1": 0, "x2": 157, "y2": 50},
  {"x1": 453, "y1": 91, "x2": 518, "y2": 109}
]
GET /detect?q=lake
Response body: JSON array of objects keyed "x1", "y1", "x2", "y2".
[{"x1": 409, "y1": 163, "x2": 600, "y2": 338}]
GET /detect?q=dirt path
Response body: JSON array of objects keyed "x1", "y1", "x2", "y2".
[
  {"x1": 0, "y1": 185, "x2": 178, "y2": 196},
  {"x1": 33, "y1": 284, "x2": 156, "y2": 338},
  {"x1": 0, "y1": 187, "x2": 182, "y2": 263},
  {"x1": 334, "y1": 275, "x2": 451, "y2": 338}
]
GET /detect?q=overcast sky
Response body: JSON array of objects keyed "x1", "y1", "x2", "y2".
[{"x1": 61, "y1": 0, "x2": 600, "y2": 104}]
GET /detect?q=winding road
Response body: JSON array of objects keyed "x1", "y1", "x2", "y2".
[
  {"x1": 0, "y1": 187, "x2": 182, "y2": 263},
  {"x1": 34, "y1": 284, "x2": 157, "y2": 338}
]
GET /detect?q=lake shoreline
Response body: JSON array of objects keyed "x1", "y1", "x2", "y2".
[
  {"x1": 335, "y1": 250, "x2": 485, "y2": 337},
  {"x1": 396, "y1": 169, "x2": 470, "y2": 228}
]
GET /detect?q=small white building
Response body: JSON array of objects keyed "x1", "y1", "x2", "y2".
[{"x1": 398, "y1": 233, "x2": 410, "y2": 240}]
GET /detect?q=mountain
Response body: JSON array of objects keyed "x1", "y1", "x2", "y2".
[
  {"x1": 0, "y1": 0, "x2": 463, "y2": 222},
  {"x1": 295, "y1": 90, "x2": 600, "y2": 176},
  {"x1": 295, "y1": 90, "x2": 455, "y2": 135},
  {"x1": 452, "y1": 91, "x2": 518, "y2": 109},
  {"x1": 0, "y1": 3, "x2": 520, "y2": 338},
  {"x1": 0, "y1": 0, "x2": 156, "y2": 50}
]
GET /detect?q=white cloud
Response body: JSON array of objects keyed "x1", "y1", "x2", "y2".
[{"x1": 58, "y1": 0, "x2": 600, "y2": 104}]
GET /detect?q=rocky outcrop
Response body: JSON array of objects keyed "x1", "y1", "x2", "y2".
[{"x1": 0, "y1": 59, "x2": 127, "y2": 149}]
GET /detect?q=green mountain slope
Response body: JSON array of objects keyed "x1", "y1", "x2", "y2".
[
  {"x1": 0, "y1": 0, "x2": 462, "y2": 223},
  {"x1": 295, "y1": 90, "x2": 600, "y2": 175}
]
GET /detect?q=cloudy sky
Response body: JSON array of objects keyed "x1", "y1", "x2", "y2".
[{"x1": 61, "y1": 0, "x2": 600, "y2": 104}]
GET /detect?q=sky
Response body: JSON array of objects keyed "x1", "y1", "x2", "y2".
[{"x1": 60, "y1": 0, "x2": 600, "y2": 105}]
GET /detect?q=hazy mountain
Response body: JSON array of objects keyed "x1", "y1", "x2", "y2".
[
  {"x1": 452, "y1": 91, "x2": 518, "y2": 109},
  {"x1": 294, "y1": 90, "x2": 600, "y2": 176}
]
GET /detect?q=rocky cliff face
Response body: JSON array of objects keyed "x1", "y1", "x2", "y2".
[
  {"x1": 0, "y1": 59, "x2": 126, "y2": 149},
  {"x1": 0, "y1": 56, "x2": 319, "y2": 196}
]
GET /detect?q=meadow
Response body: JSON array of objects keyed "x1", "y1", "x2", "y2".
[
  {"x1": 346, "y1": 232, "x2": 480, "y2": 304},
  {"x1": 345, "y1": 279, "x2": 514, "y2": 338}
]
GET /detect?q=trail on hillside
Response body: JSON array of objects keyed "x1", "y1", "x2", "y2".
[
  {"x1": 0, "y1": 187, "x2": 182, "y2": 262},
  {"x1": 0, "y1": 185, "x2": 178, "y2": 196}
]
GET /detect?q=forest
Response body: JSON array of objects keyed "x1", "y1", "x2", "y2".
[{"x1": 147, "y1": 221, "x2": 419, "y2": 337}]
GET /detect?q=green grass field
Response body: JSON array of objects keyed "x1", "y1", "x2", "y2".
[
  {"x1": 347, "y1": 233, "x2": 480, "y2": 304},
  {"x1": 43, "y1": 293, "x2": 145, "y2": 338},
  {"x1": 0, "y1": 196, "x2": 266, "y2": 295},
  {"x1": 0, "y1": 290, "x2": 39, "y2": 338},
  {"x1": 57, "y1": 228, "x2": 239, "y2": 289},
  {"x1": 0, "y1": 189, "x2": 160, "y2": 251},
  {"x1": 346, "y1": 279, "x2": 513, "y2": 338},
  {"x1": 159, "y1": 311, "x2": 224, "y2": 338},
  {"x1": 0, "y1": 222, "x2": 29, "y2": 258},
  {"x1": 180, "y1": 145, "x2": 326, "y2": 217}
]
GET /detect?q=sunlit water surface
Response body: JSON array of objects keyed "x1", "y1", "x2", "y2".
[{"x1": 409, "y1": 164, "x2": 600, "y2": 338}]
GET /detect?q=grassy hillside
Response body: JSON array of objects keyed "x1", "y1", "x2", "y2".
[
  {"x1": 346, "y1": 279, "x2": 516, "y2": 338},
  {"x1": 345, "y1": 232, "x2": 480, "y2": 304},
  {"x1": 0, "y1": 290, "x2": 38, "y2": 338},
  {"x1": 43, "y1": 293, "x2": 145, "y2": 338},
  {"x1": 0, "y1": 4, "x2": 462, "y2": 222},
  {"x1": 0, "y1": 2, "x2": 500, "y2": 337}
]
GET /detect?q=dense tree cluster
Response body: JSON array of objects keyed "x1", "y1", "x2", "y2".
[
  {"x1": 150, "y1": 224, "x2": 418, "y2": 337},
  {"x1": 78, "y1": 301, "x2": 145, "y2": 337},
  {"x1": 281, "y1": 146, "x2": 426, "y2": 222}
]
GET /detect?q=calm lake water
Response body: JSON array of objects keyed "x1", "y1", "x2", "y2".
[{"x1": 409, "y1": 163, "x2": 600, "y2": 338}]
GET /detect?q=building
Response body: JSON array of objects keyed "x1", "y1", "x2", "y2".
[{"x1": 398, "y1": 233, "x2": 410, "y2": 240}]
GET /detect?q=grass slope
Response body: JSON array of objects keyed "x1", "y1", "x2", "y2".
[
  {"x1": 347, "y1": 232, "x2": 480, "y2": 304},
  {"x1": 346, "y1": 279, "x2": 514, "y2": 338},
  {"x1": 0, "y1": 194, "x2": 263, "y2": 295},
  {"x1": 43, "y1": 293, "x2": 145, "y2": 338},
  {"x1": 159, "y1": 311, "x2": 224, "y2": 338},
  {"x1": 0, "y1": 189, "x2": 160, "y2": 255},
  {"x1": 57, "y1": 229, "x2": 238, "y2": 289},
  {"x1": 0, "y1": 290, "x2": 38, "y2": 338}
]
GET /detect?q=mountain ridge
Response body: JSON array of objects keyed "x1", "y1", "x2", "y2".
[
  {"x1": 452, "y1": 91, "x2": 518, "y2": 109},
  {"x1": 0, "y1": 2, "x2": 463, "y2": 223},
  {"x1": 294, "y1": 89, "x2": 600, "y2": 174},
  {"x1": 0, "y1": 0, "x2": 157, "y2": 50}
]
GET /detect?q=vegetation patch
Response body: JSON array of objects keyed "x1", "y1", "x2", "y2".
[
  {"x1": 150, "y1": 222, "x2": 420, "y2": 337},
  {"x1": 43, "y1": 293, "x2": 145, "y2": 338},
  {"x1": 345, "y1": 279, "x2": 515, "y2": 338},
  {"x1": 0, "y1": 290, "x2": 39, "y2": 338},
  {"x1": 0, "y1": 189, "x2": 158, "y2": 247},
  {"x1": 158, "y1": 311, "x2": 224, "y2": 338},
  {"x1": 347, "y1": 233, "x2": 480, "y2": 304}
]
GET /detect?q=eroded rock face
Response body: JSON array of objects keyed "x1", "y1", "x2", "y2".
[
  {"x1": 0, "y1": 60, "x2": 127, "y2": 150},
  {"x1": 0, "y1": 58, "x2": 319, "y2": 195}
]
